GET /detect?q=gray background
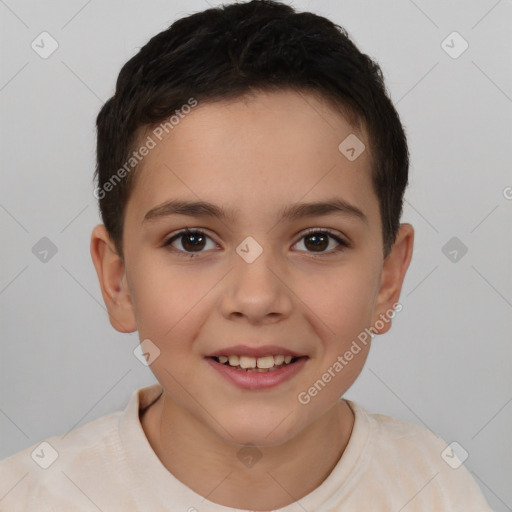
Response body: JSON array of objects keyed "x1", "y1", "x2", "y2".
[{"x1": 1, "y1": 0, "x2": 511, "y2": 510}]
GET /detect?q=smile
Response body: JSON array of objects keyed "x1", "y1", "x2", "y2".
[
  {"x1": 212, "y1": 354, "x2": 298, "y2": 372},
  {"x1": 206, "y1": 354, "x2": 308, "y2": 390}
]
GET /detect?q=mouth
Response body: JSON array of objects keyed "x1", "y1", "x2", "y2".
[
  {"x1": 208, "y1": 354, "x2": 305, "y2": 372},
  {"x1": 205, "y1": 346, "x2": 308, "y2": 390}
]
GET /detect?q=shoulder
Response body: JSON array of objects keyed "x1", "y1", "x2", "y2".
[
  {"x1": 346, "y1": 401, "x2": 493, "y2": 511},
  {"x1": 0, "y1": 410, "x2": 122, "y2": 511},
  {"x1": 363, "y1": 405, "x2": 445, "y2": 451}
]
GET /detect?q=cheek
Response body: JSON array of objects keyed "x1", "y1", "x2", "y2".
[
  {"x1": 128, "y1": 258, "x2": 217, "y2": 344},
  {"x1": 297, "y1": 258, "x2": 381, "y2": 339}
]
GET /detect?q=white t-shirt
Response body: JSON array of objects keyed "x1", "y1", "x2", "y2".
[{"x1": 0, "y1": 384, "x2": 493, "y2": 511}]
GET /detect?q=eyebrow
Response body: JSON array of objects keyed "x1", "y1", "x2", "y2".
[{"x1": 143, "y1": 198, "x2": 367, "y2": 224}]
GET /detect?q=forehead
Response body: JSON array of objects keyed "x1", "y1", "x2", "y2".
[{"x1": 126, "y1": 89, "x2": 378, "y2": 225}]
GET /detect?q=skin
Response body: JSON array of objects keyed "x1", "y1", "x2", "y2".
[{"x1": 91, "y1": 89, "x2": 414, "y2": 510}]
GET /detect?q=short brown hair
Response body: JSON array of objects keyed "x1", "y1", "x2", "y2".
[{"x1": 94, "y1": 0, "x2": 409, "y2": 258}]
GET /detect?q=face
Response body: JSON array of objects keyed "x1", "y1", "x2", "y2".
[{"x1": 92, "y1": 89, "x2": 412, "y2": 447}]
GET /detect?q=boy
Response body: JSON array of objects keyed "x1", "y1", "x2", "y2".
[{"x1": 0, "y1": 0, "x2": 493, "y2": 510}]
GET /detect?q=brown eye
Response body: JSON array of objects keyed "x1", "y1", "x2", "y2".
[
  {"x1": 164, "y1": 229, "x2": 217, "y2": 255},
  {"x1": 180, "y1": 231, "x2": 206, "y2": 251},
  {"x1": 303, "y1": 232, "x2": 329, "y2": 252},
  {"x1": 293, "y1": 229, "x2": 349, "y2": 255}
]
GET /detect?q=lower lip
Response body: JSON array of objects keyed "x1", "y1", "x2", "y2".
[{"x1": 206, "y1": 357, "x2": 308, "y2": 390}]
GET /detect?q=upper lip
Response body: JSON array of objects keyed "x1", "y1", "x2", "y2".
[{"x1": 205, "y1": 344, "x2": 305, "y2": 358}]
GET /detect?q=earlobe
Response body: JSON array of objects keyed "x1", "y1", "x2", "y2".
[
  {"x1": 90, "y1": 225, "x2": 137, "y2": 333},
  {"x1": 372, "y1": 223, "x2": 414, "y2": 335}
]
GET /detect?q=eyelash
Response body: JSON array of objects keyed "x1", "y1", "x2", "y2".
[{"x1": 162, "y1": 227, "x2": 350, "y2": 258}]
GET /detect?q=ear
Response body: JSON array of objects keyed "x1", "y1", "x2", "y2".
[
  {"x1": 90, "y1": 224, "x2": 137, "y2": 333},
  {"x1": 372, "y1": 223, "x2": 414, "y2": 334}
]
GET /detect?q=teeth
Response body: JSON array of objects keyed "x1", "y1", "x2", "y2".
[
  {"x1": 239, "y1": 356, "x2": 256, "y2": 369},
  {"x1": 215, "y1": 354, "x2": 298, "y2": 369},
  {"x1": 274, "y1": 355, "x2": 285, "y2": 365},
  {"x1": 256, "y1": 355, "x2": 274, "y2": 369}
]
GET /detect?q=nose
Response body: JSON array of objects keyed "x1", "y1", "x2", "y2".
[{"x1": 220, "y1": 239, "x2": 293, "y2": 325}]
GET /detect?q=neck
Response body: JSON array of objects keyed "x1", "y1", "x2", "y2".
[{"x1": 140, "y1": 392, "x2": 354, "y2": 510}]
